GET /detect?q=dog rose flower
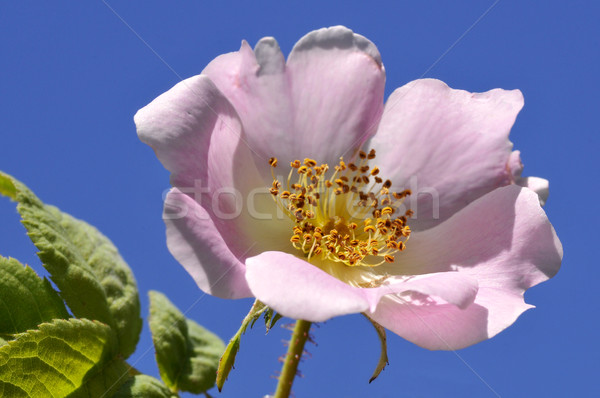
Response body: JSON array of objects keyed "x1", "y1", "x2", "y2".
[{"x1": 135, "y1": 26, "x2": 562, "y2": 350}]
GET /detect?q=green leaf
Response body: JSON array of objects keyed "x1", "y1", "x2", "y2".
[
  {"x1": 0, "y1": 174, "x2": 16, "y2": 200},
  {"x1": 363, "y1": 314, "x2": 389, "y2": 383},
  {"x1": 0, "y1": 255, "x2": 69, "y2": 338},
  {"x1": 149, "y1": 291, "x2": 225, "y2": 394},
  {"x1": 113, "y1": 375, "x2": 178, "y2": 398},
  {"x1": 264, "y1": 308, "x2": 283, "y2": 333},
  {"x1": 0, "y1": 318, "x2": 130, "y2": 397},
  {"x1": 216, "y1": 300, "x2": 267, "y2": 391},
  {"x1": 0, "y1": 172, "x2": 142, "y2": 358}
]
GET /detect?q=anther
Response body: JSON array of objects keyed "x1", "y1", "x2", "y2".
[
  {"x1": 381, "y1": 206, "x2": 393, "y2": 215},
  {"x1": 304, "y1": 158, "x2": 317, "y2": 167},
  {"x1": 270, "y1": 151, "x2": 411, "y2": 268}
]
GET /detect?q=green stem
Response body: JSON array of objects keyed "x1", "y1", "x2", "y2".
[{"x1": 273, "y1": 319, "x2": 312, "y2": 398}]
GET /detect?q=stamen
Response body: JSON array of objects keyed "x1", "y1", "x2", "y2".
[{"x1": 268, "y1": 150, "x2": 412, "y2": 267}]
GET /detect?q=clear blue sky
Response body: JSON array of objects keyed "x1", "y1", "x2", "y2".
[{"x1": 1, "y1": 2, "x2": 597, "y2": 397}]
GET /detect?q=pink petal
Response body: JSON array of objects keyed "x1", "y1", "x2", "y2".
[
  {"x1": 370, "y1": 79, "x2": 525, "y2": 230},
  {"x1": 286, "y1": 26, "x2": 385, "y2": 162},
  {"x1": 201, "y1": 39, "x2": 293, "y2": 180},
  {"x1": 163, "y1": 188, "x2": 252, "y2": 299},
  {"x1": 245, "y1": 251, "x2": 372, "y2": 322},
  {"x1": 245, "y1": 251, "x2": 479, "y2": 323},
  {"x1": 381, "y1": 272, "x2": 479, "y2": 310},
  {"x1": 135, "y1": 75, "x2": 289, "y2": 266},
  {"x1": 516, "y1": 176, "x2": 549, "y2": 205},
  {"x1": 134, "y1": 74, "x2": 263, "y2": 197},
  {"x1": 508, "y1": 150, "x2": 549, "y2": 205},
  {"x1": 202, "y1": 26, "x2": 385, "y2": 172},
  {"x1": 369, "y1": 291, "x2": 531, "y2": 350},
  {"x1": 371, "y1": 185, "x2": 562, "y2": 349}
]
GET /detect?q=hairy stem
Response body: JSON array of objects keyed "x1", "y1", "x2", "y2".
[{"x1": 273, "y1": 319, "x2": 312, "y2": 398}]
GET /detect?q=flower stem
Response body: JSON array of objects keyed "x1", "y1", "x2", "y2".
[{"x1": 274, "y1": 319, "x2": 312, "y2": 398}]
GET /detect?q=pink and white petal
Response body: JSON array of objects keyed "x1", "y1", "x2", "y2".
[
  {"x1": 202, "y1": 39, "x2": 295, "y2": 176},
  {"x1": 135, "y1": 74, "x2": 283, "y2": 253},
  {"x1": 380, "y1": 272, "x2": 479, "y2": 310},
  {"x1": 507, "y1": 150, "x2": 524, "y2": 179},
  {"x1": 163, "y1": 188, "x2": 253, "y2": 299},
  {"x1": 203, "y1": 26, "x2": 386, "y2": 171},
  {"x1": 371, "y1": 185, "x2": 562, "y2": 349},
  {"x1": 245, "y1": 251, "x2": 373, "y2": 322},
  {"x1": 393, "y1": 185, "x2": 562, "y2": 290},
  {"x1": 245, "y1": 252, "x2": 478, "y2": 323},
  {"x1": 507, "y1": 150, "x2": 549, "y2": 205},
  {"x1": 516, "y1": 176, "x2": 549, "y2": 206},
  {"x1": 370, "y1": 79, "x2": 524, "y2": 230},
  {"x1": 286, "y1": 26, "x2": 386, "y2": 164},
  {"x1": 134, "y1": 74, "x2": 263, "y2": 197},
  {"x1": 369, "y1": 288, "x2": 532, "y2": 350}
]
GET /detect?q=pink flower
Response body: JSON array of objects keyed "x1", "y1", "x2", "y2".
[{"x1": 135, "y1": 26, "x2": 562, "y2": 350}]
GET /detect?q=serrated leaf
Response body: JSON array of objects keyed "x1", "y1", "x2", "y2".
[
  {"x1": 0, "y1": 255, "x2": 69, "y2": 338},
  {"x1": 0, "y1": 318, "x2": 130, "y2": 397},
  {"x1": 113, "y1": 375, "x2": 178, "y2": 398},
  {"x1": 216, "y1": 299, "x2": 267, "y2": 391},
  {"x1": 363, "y1": 314, "x2": 389, "y2": 383},
  {"x1": 0, "y1": 172, "x2": 142, "y2": 358},
  {"x1": 149, "y1": 291, "x2": 225, "y2": 394}
]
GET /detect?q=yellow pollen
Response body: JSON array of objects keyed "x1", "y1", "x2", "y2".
[{"x1": 268, "y1": 151, "x2": 412, "y2": 267}]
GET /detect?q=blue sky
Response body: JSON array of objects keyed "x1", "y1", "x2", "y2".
[{"x1": 0, "y1": 2, "x2": 598, "y2": 397}]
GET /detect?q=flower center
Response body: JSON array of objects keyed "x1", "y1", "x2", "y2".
[{"x1": 268, "y1": 149, "x2": 412, "y2": 267}]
